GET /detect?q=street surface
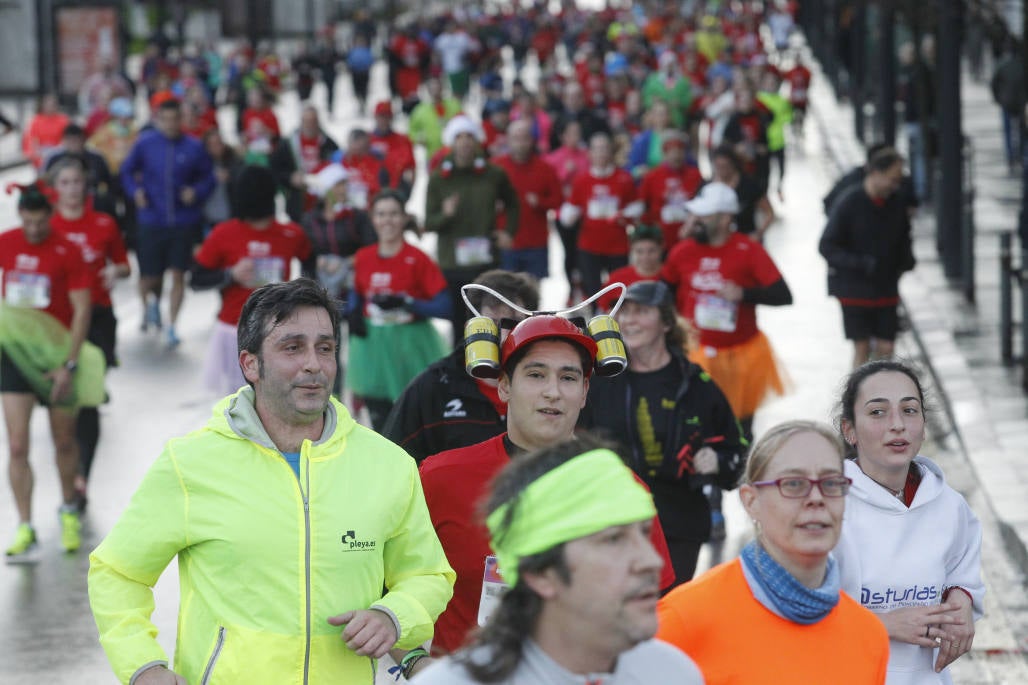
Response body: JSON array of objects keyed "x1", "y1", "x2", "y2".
[{"x1": 1, "y1": 48, "x2": 1025, "y2": 683}]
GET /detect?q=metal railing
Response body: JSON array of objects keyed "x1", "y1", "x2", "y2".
[{"x1": 999, "y1": 231, "x2": 1028, "y2": 393}]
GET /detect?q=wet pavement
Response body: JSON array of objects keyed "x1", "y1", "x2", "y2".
[{"x1": 1, "y1": 39, "x2": 1027, "y2": 683}]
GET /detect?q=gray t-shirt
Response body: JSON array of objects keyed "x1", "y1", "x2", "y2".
[{"x1": 414, "y1": 638, "x2": 704, "y2": 684}]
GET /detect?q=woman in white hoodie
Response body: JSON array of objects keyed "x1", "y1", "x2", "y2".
[{"x1": 833, "y1": 360, "x2": 984, "y2": 685}]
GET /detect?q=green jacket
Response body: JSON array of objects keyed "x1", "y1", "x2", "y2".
[
  {"x1": 424, "y1": 156, "x2": 520, "y2": 271},
  {"x1": 408, "y1": 98, "x2": 462, "y2": 156},
  {"x1": 756, "y1": 91, "x2": 793, "y2": 152},
  {"x1": 88, "y1": 388, "x2": 455, "y2": 684},
  {"x1": 642, "y1": 74, "x2": 693, "y2": 128}
]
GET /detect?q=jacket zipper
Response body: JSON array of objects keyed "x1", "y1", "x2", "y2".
[
  {"x1": 165, "y1": 138, "x2": 175, "y2": 226},
  {"x1": 199, "y1": 626, "x2": 226, "y2": 685},
  {"x1": 302, "y1": 453, "x2": 312, "y2": 685}
]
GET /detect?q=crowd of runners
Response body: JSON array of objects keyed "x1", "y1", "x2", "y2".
[{"x1": 0, "y1": 1, "x2": 985, "y2": 684}]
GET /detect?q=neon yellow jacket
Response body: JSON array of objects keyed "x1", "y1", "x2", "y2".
[{"x1": 88, "y1": 388, "x2": 455, "y2": 684}]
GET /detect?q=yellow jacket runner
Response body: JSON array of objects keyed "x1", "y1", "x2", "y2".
[{"x1": 88, "y1": 387, "x2": 455, "y2": 684}]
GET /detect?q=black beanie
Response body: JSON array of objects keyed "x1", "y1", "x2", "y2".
[{"x1": 233, "y1": 165, "x2": 277, "y2": 220}]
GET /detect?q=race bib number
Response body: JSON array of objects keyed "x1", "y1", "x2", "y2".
[
  {"x1": 251, "y1": 257, "x2": 285, "y2": 286},
  {"x1": 349, "y1": 181, "x2": 369, "y2": 210},
  {"x1": 366, "y1": 301, "x2": 414, "y2": 326},
  {"x1": 4, "y1": 271, "x2": 51, "y2": 309},
  {"x1": 660, "y1": 204, "x2": 688, "y2": 224},
  {"x1": 694, "y1": 293, "x2": 738, "y2": 332},
  {"x1": 477, "y1": 555, "x2": 508, "y2": 627},
  {"x1": 455, "y1": 237, "x2": 493, "y2": 267},
  {"x1": 586, "y1": 196, "x2": 619, "y2": 220}
]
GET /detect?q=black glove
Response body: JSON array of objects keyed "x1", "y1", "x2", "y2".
[
  {"x1": 371, "y1": 293, "x2": 411, "y2": 311},
  {"x1": 347, "y1": 305, "x2": 367, "y2": 338}
]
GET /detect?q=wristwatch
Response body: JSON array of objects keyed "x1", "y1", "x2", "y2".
[{"x1": 63, "y1": 360, "x2": 78, "y2": 373}]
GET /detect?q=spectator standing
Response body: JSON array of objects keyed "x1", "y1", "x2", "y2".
[{"x1": 990, "y1": 39, "x2": 1026, "y2": 172}]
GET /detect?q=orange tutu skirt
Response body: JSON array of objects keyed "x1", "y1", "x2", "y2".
[{"x1": 688, "y1": 331, "x2": 786, "y2": 419}]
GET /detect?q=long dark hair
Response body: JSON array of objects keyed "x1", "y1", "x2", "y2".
[{"x1": 835, "y1": 359, "x2": 930, "y2": 458}]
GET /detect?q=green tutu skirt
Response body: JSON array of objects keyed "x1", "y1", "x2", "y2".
[
  {"x1": 0, "y1": 304, "x2": 107, "y2": 407},
  {"x1": 347, "y1": 320, "x2": 448, "y2": 401}
]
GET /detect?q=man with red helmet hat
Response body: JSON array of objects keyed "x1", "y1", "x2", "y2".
[{"x1": 393, "y1": 314, "x2": 675, "y2": 676}]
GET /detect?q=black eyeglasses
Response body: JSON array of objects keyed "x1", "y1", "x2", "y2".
[{"x1": 751, "y1": 476, "x2": 853, "y2": 498}]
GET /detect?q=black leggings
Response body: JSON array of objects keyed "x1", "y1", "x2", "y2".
[
  {"x1": 77, "y1": 407, "x2": 100, "y2": 480},
  {"x1": 362, "y1": 397, "x2": 394, "y2": 432},
  {"x1": 555, "y1": 219, "x2": 579, "y2": 286},
  {"x1": 665, "y1": 538, "x2": 702, "y2": 589}
]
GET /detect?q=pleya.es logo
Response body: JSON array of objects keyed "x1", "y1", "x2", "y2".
[{"x1": 340, "y1": 530, "x2": 377, "y2": 552}]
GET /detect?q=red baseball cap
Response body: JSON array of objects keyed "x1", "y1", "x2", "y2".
[{"x1": 374, "y1": 101, "x2": 393, "y2": 117}]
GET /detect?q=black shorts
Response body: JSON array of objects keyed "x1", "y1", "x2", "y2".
[
  {"x1": 0, "y1": 350, "x2": 47, "y2": 404},
  {"x1": 89, "y1": 305, "x2": 118, "y2": 368},
  {"x1": 840, "y1": 304, "x2": 899, "y2": 341},
  {"x1": 136, "y1": 224, "x2": 199, "y2": 276}
]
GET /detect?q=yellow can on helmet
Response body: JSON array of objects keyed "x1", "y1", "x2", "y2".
[
  {"x1": 587, "y1": 315, "x2": 628, "y2": 377},
  {"x1": 464, "y1": 316, "x2": 502, "y2": 379}
]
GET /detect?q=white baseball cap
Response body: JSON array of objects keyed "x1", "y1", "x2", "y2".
[{"x1": 684, "y1": 182, "x2": 740, "y2": 216}]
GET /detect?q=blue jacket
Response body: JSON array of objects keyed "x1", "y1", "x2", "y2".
[{"x1": 120, "y1": 129, "x2": 216, "y2": 229}]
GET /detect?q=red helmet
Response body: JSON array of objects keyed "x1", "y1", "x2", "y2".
[{"x1": 500, "y1": 315, "x2": 598, "y2": 376}]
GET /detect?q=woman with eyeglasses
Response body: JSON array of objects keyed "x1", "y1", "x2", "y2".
[
  {"x1": 833, "y1": 360, "x2": 983, "y2": 685},
  {"x1": 656, "y1": 420, "x2": 890, "y2": 684}
]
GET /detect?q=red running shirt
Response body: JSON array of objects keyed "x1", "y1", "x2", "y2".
[
  {"x1": 194, "y1": 219, "x2": 311, "y2": 325},
  {"x1": 0, "y1": 227, "x2": 91, "y2": 327},
  {"x1": 569, "y1": 168, "x2": 637, "y2": 256},
  {"x1": 51, "y1": 209, "x2": 129, "y2": 308},
  {"x1": 421, "y1": 433, "x2": 678, "y2": 654},
  {"x1": 352, "y1": 241, "x2": 447, "y2": 315},
  {"x1": 662, "y1": 232, "x2": 783, "y2": 348}
]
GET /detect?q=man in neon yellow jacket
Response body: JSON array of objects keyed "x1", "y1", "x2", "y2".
[{"x1": 88, "y1": 278, "x2": 455, "y2": 685}]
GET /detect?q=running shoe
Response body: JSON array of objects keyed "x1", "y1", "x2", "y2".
[
  {"x1": 166, "y1": 326, "x2": 181, "y2": 349},
  {"x1": 59, "y1": 507, "x2": 82, "y2": 552},
  {"x1": 144, "y1": 300, "x2": 162, "y2": 331},
  {"x1": 709, "y1": 510, "x2": 726, "y2": 542},
  {"x1": 5, "y1": 523, "x2": 38, "y2": 563}
]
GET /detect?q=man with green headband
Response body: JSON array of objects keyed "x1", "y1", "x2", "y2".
[
  {"x1": 416, "y1": 437, "x2": 704, "y2": 683},
  {"x1": 402, "y1": 314, "x2": 674, "y2": 678}
]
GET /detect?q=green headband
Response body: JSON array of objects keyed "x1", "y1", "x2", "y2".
[{"x1": 486, "y1": 448, "x2": 656, "y2": 587}]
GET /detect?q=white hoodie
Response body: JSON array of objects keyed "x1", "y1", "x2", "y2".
[{"x1": 834, "y1": 456, "x2": 984, "y2": 685}]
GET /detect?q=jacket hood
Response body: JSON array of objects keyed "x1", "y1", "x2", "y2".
[
  {"x1": 844, "y1": 455, "x2": 945, "y2": 512},
  {"x1": 207, "y1": 385, "x2": 354, "y2": 451}
]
